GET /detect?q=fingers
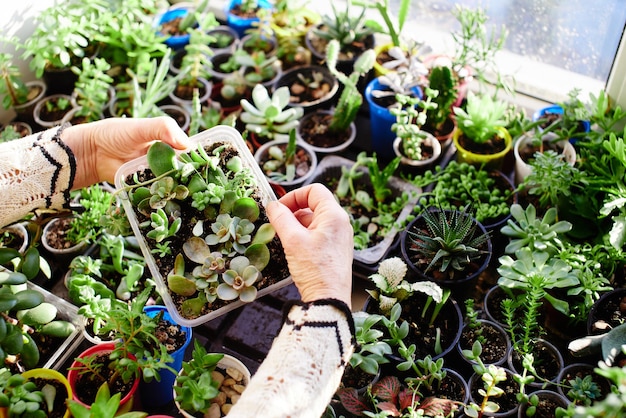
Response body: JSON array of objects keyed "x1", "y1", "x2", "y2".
[
  {"x1": 149, "y1": 116, "x2": 191, "y2": 150},
  {"x1": 266, "y1": 200, "x2": 307, "y2": 240},
  {"x1": 277, "y1": 183, "x2": 335, "y2": 213}
]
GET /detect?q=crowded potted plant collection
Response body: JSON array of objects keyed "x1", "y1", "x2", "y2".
[{"x1": 2, "y1": 0, "x2": 626, "y2": 416}]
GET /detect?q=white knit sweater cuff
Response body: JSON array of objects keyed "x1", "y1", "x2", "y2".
[
  {"x1": 0, "y1": 124, "x2": 75, "y2": 226},
  {"x1": 226, "y1": 299, "x2": 355, "y2": 418}
]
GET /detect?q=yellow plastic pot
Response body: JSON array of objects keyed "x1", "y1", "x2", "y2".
[
  {"x1": 452, "y1": 126, "x2": 512, "y2": 171},
  {"x1": 22, "y1": 368, "x2": 72, "y2": 418}
]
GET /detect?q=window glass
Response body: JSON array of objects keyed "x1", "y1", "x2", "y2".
[{"x1": 388, "y1": 0, "x2": 626, "y2": 101}]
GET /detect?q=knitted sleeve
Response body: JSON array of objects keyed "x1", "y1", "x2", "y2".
[
  {"x1": 226, "y1": 299, "x2": 355, "y2": 418},
  {"x1": 0, "y1": 125, "x2": 75, "y2": 228}
]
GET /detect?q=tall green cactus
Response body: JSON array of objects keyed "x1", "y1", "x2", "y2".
[{"x1": 325, "y1": 39, "x2": 375, "y2": 133}]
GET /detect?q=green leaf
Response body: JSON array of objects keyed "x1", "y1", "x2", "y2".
[
  {"x1": 147, "y1": 141, "x2": 177, "y2": 177},
  {"x1": 21, "y1": 247, "x2": 41, "y2": 280}
]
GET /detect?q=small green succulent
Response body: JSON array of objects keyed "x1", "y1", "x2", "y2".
[
  {"x1": 500, "y1": 203, "x2": 571, "y2": 255},
  {"x1": 453, "y1": 91, "x2": 508, "y2": 144},
  {"x1": 407, "y1": 207, "x2": 491, "y2": 280},
  {"x1": 217, "y1": 256, "x2": 260, "y2": 302}
]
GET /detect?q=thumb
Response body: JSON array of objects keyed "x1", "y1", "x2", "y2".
[{"x1": 266, "y1": 200, "x2": 303, "y2": 239}]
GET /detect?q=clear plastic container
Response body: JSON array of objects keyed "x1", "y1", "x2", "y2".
[
  {"x1": 114, "y1": 126, "x2": 291, "y2": 327},
  {"x1": 27, "y1": 282, "x2": 85, "y2": 371},
  {"x1": 305, "y1": 155, "x2": 421, "y2": 265}
]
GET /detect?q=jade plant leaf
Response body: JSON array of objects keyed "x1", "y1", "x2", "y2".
[
  {"x1": 12, "y1": 289, "x2": 44, "y2": 310},
  {"x1": 17, "y1": 302, "x2": 57, "y2": 325}
]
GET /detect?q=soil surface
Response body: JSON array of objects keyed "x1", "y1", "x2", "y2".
[
  {"x1": 124, "y1": 141, "x2": 290, "y2": 321},
  {"x1": 299, "y1": 112, "x2": 353, "y2": 149}
]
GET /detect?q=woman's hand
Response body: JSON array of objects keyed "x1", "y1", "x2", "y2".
[
  {"x1": 266, "y1": 183, "x2": 354, "y2": 307},
  {"x1": 61, "y1": 116, "x2": 191, "y2": 189}
]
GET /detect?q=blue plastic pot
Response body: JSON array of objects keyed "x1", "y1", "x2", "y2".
[
  {"x1": 365, "y1": 77, "x2": 422, "y2": 161},
  {"x1": 532, "y1": 104, "x2": 590, "y2": 144},
  {"x1": 139, "y1": 305, "x2": 193, "y2": 407},
  {"x1": 157, "y1": 7, "x2": 192, "y2": 50},
  {"x1": 225, "y1": 0, "x2": 272, "y2": 38}
]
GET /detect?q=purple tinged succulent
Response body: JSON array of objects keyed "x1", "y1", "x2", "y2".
[
  {"x1": 217, "y1": 256, "x2": 260, "y2": 302},
  {"x1": 205, "y1": 214, "x2": 234, "y2": 245}
]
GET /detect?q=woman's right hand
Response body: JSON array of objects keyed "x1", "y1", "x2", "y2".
[{"x1": 266, "y1": 183, "x2": 354, "y2": 308}]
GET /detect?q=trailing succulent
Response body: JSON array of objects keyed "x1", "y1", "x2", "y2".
[{"x1": 121, "y1": 140, "x2": 276, "y2": 317}]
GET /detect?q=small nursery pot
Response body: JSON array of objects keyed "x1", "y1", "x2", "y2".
[
  {"x1": 296, "y1": 110, "x2": 356, "y2": 155},
  {"x1": 139, "y1": 305, "x2": 193, "y2": 407},
  {"x1": 506, "y1": 338, "x2": 564, "y2": 391},
  {"x1": 41, "y1": 216, "x2": 89, "y2": 258},
  {"x1": 22, "y1": 368, "x2": 73, "y2": 418},
  {"x1": 254, "y1": 138, "x2": 318, "y2": 188},
  {"x1": 392, "y1": 131, "x2": 442, "y2": 172},
  {"x1": 399, "y1": 209, "x2": 492, "y2": 299},
  {"x1": 173, "y1": 353, "x2": 251, "y2": 417},
  {"x1": 67, "y1": 342, "x2": 139, "y2": 413},
  {"x1": 33, "y1": 94, "x2": 74, "y2": 129},
  {"x1": 513, "y1": 132, "x2": 577, "y2": 185},
  {"x1": 0, "y1": 221, "x2": 29, "y2": 254},
  {"x1": 516, "y1": 390, "x2": 569, "y2": 418},
  {"x1": 156, "y1": 5, "x2": 193, "y2": 50}
]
